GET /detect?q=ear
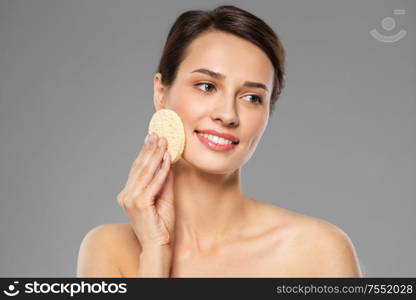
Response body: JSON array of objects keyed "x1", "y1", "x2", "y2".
[{"x1": 153, "y1": 73, "x2": 167, "y2": 111}]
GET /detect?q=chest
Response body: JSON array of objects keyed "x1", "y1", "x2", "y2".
[{"x1": 169, "y1": 242, "x2": 299, "y2": 277}]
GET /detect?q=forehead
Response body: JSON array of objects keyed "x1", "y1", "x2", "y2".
[{"x1": 178, "y1": 30, "x2": 274, "y2": 87}]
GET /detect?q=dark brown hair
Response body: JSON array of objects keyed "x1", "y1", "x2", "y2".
[{"x1": 156, "y1": 5, "x2": 286, "y2": 116}]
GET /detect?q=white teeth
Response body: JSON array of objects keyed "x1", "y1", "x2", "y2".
[{"x1": 197, "y1": 132, "x2": 234, "y2": 145}]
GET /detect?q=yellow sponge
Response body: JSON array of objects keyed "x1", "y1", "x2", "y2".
[{"x1": 148, "y1": 109, "x2": 185, "y2": 163}]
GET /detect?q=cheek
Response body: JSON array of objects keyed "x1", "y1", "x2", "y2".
[
  {"x1": 243, "y1": 116, "x2": 267, "y2": 148},
  {"x1": 168, "y1": 97, "x2": 206, "y2": 140},
  {"x1": 168, "y1": 84, "x2": 202, "y2": 112},
  {"x1": 184, "y1": 99, "x2": 206, "y2": 116},
  {"x1": 172, "y1": 99, "x2": 201, "y2": 120}
]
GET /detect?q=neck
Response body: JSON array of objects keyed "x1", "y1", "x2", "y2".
[{"x1": 171, "y1": 158, "x2": 251, "y2": 255}]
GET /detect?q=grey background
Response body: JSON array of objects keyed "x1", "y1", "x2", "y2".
[{"x1": 0, "y1": 0, "x2": 415, "y2": 277}]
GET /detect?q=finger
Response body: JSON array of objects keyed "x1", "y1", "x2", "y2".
[
  {"x1": 156, "y1": 168, "x2": 175, "y2": 234},
  {"x1": 126, "y1": 133, "x2": 154, "y2": 179},
  {"x1": 158, "y1": 168, "x2": 174, "y2": 200},
  {"x1": 134, "y1": 135, "x2": 168, "y2": 191},
  {"x1": 139, "y1": 132, "x2": 161, "y2": 167},
  {"x1": 125, "y1": 133, "x2": 158, "y2": 189},
  {"x1": 144, "y1": 151, "x2": 171, "y2": 198}
]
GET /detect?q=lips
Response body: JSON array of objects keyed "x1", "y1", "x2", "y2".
[{"x1": 194, "y1": 129, "x2": 239, "y2": 144}]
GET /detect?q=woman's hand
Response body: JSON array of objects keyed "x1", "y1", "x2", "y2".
[{"x1": 117, "y1": 133, "x2": 175, "y2": 250}]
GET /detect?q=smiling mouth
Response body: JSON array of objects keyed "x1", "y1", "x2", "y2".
[{"x1": 194, "y1": 130, "x2": 239, "y2": 145}]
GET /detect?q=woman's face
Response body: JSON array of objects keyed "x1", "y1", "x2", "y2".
[{"x1": 153, "y1": 30, "x2": 274, "y2": 174}]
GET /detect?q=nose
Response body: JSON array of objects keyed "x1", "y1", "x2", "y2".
[{"x1": 210, "y1": 95, "x2": 240, "y2": 128}]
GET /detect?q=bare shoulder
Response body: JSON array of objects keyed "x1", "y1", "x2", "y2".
[
  {"x1": 293, "y1": 214, "x2": 363, "y2": 277},
  {"x1": 77, "y1": 223, "x2": 141, "y2": 277},
  {"x1": 250, "y1": 200, "x2": 362, "y2": 277}
]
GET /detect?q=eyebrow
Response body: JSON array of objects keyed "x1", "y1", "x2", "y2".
[{"x1": 190, "y1": 68, "x2": 269, "y2": 92}]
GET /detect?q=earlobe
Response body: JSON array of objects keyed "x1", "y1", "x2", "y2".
[
  {"x1": 153, "y1": 73, "x2": 166, "y2": 111},
  {"x1": 153, "y1": 94, "x2": 164, "y2": 111}
]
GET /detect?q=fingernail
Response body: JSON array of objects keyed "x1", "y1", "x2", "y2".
[
  {"x1": 144, "y1": 133, "x2": 151, "y2": 143},
  {"x1": 158, "y1": 137, "x2": 165, "y2": 148},
  {"x1": 148, "y1": 133, "x2": 156, "y2": 144},
  {"x1": 163, "y1": 151, "x2": 169, "y2": 161}
]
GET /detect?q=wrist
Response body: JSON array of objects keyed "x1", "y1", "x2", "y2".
[
  {"x1": 137, "y1": 244, "x2": 173, "y2": 278},
  {"x1": 140, "y1": 243, "x2": 172, "y2": 255}
]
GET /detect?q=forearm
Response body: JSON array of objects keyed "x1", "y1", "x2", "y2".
[{"x1": 136, "y1": 245, "x2": 172, "y2": 277}]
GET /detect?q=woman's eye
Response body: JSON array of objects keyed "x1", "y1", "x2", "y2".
[
  {"x1": 195, "y1": 83, "x2": 216, "y2": 93},
  {"x1": 244, "y1": 94, "x2": 263, "y2": 104},
  {"x1": 195, "y1": 83, "x2": 262, "y2": 104}
]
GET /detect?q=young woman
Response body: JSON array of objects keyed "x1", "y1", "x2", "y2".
[{"x1": 77, "y1": 5, "x2": 362, "y2": 278}]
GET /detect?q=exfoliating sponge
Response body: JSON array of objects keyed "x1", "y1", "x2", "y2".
[{"x1": 148, "y1": 108, "x2": 185, "y2": 163}]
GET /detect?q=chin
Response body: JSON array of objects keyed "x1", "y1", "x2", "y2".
[{"x1": 180, "y1": 154, "x2": 240, "y2": 175}]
